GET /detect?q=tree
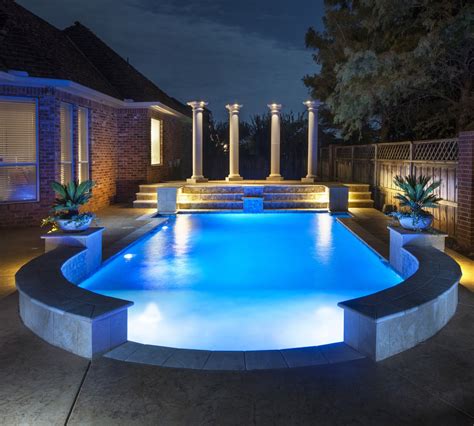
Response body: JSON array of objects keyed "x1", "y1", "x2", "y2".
[{"x1": 304, "y1": 0, "x2": 474, "y2": 141}]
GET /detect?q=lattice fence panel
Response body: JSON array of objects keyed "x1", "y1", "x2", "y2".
[
  {"x1": 335, "y1": 146, "x2": 352, "y2": 159},
  {"x1": 377, "y1": 143, "x2": 410, "y2": 160},
  {"x1": 354, "y1": 145, "x2": 375, "y2": 160},
  {"x1": 413, "y1": 139, "x2": 458, "y2": 162}
]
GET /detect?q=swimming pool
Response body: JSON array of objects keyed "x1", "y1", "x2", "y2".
[{"x1": 81, "y1": 213, "x2": 401, "y2": 351}]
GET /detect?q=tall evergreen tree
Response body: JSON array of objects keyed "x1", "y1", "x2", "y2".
[{"x1": 304, "y1": 0, "x2": 473, "y2": 141}]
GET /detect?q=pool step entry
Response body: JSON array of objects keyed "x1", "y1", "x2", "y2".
[{"x1": 133, "y1": 183, "x2": 374, "y2": 210}]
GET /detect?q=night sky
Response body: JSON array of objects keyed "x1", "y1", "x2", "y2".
[{"x1": 18, "y1": 0, "x2": 324, "y2": 121}]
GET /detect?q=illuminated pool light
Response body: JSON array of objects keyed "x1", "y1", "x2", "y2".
[{"x1": 123, "y1": 253, "x2": 134, "y2": 260}]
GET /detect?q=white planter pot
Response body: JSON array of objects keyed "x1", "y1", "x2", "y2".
[
  {"x1": 399, "y1": 215, "x2": 433, "y2": 231},
  {"x1": 57, "y1": 217, "x2": 93, "y2": 233}
]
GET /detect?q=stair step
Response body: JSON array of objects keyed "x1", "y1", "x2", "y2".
[
  {"x1": 344, "y1": 184, "x2": 371, "y2": 192},
  {"x1": 264, "y1": 193, "x2": 326, "y2": 201},
  {"x1": 133, "y1": 200, "x2": 157, "y2": 209},
  {"x1": 348, "y1": 191, "x2": 372, "y2": 200},
  {"x1": 264, "y1": 201, "x2": 327, "y2": 209},
  {"x1": 136, "y1": 193, "x2": 157, "y2": 201},
  {"x1": 263, "y1": 185, "x2": 326, "y2": 193},
  {"x1": 348, "y1": 200, "x2": 374, "y2": 207},
  {"x1": 179, "y1": 193, "x2": 243, "y2": 201},
  {"x1": 177, "y1": 201, "x2": 243, "y2": 210},
  {"x1": 138, "y1": 185, "x2": 159, "y2": 194},
  {"x1": 181, "y1": 186, "x2": 243, "y2": 194}
]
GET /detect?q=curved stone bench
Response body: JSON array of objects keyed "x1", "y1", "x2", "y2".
[
  {"x1": 338, "y1": 244, "x2": 461, "y2": 361},
  {"x1": 16, "y1": 246, "x2": 132, "y2": 358}
]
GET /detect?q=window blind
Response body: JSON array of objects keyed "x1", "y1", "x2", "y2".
[
  {"x1": 78, "y1": 107, "x2": 89, "y2": 182},
  {"x1": 151, "y1": 118, "x2": 162, "y2": 165},
  {"x1": 0, "y1": 99, "x2": 37, "y2": 202},
  {"x1": 60, "y1": 103, "x2": 73, "y2": 184}
]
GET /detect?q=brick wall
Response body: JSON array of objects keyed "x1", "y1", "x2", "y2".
[
  {"x1": 0, "y1": 86, "x2": 59, "y2": 227},
  {"x1": 457, "y1": 131, "x2": 474, "y2": 252},
  {"x1": 116, "y1": 108, "x2": 191, "y2": 202},
  {"x1": 0, "y1": 85, "x2": 191, "y2": 227}
]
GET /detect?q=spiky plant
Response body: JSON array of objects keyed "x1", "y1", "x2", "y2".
[
  {"x1": 51, "y1": 180, "x2": 95, "y2": 217},
  {"x1": 393, "y1": 175, "x2": 442, "y2": 217},
  {"x1": 42, "y1": 180, "x2": 95, "y2": 231}
]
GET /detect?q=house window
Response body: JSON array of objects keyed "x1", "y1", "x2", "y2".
[
  {"x1": 60, "y1": 102, "x2": 73, "y2": 184},
  {"x1": 151, "y1": 118, "x2": 162, "y2": 165},
  {"x1": 0, "y1": 98, "x2": 38, "y2": 203},
  {"x1": 78, "y1": 107, "x2": 89, "y2": 182}
]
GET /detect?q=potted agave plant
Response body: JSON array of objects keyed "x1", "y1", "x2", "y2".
[
  {"x1": 42, "y1": 180, "x2": 95, "y2": 232},
  {"x1": 391, "y1": 175, "x2": 442, "y2": 231}
]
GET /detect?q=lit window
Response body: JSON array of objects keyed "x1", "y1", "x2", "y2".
[
  {"x1": 0, "y1": 98, "x2": 38, "y2": 203},
  {"x1": 151, "y1": 118, "x2": 162, "y2": 165},
  {"x1": 60, "y1": 103, "x2": 73, "y2": 184},
  {"x1": 78, "y1": 107, "x2": 89, "y2": 182}
]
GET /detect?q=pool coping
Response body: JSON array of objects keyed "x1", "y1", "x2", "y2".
[{"x1": 15, "y1": 213, "x2": 461, "y2": 369}]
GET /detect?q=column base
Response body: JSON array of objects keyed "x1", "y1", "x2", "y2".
[
  {"x1": 301, "y1": 176, "x2": 318, "y2": 183},
  {"x1": 226, "y1": 175, "x2": 243, "y2": 182},
  {"x1": 266, "y1": 175, "x2": 284, "y2": 181},
  {"x1": 186, "y1": 176, "x2": 208, "y2": 184}
]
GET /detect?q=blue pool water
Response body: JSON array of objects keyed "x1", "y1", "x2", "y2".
[{"x1": 81, "y1": 213, "x2": 401, "y2": 350}]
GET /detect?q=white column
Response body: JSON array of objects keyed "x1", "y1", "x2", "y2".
[
  {"x1": 302, "y1": 100, "x2": 321, "y2": 183},
  {"x1": 266, "y1": 103, "x2": 284, "y2": 181},
  {"x1": 187, "y1": 101, "x2": 208, "y2": 183},
  {"x1": 225, "y1": 104, "x2": 243, "y2": 181}
]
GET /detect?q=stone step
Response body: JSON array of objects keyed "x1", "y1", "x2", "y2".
[
  {"x1": 264, "y1": 201, "x2": 327, "y2": 209},
  {"x1": 263, "y1": 192, "x2": 326, "y2": 201},
  {"x1": 348, "y1": 191, "x2": 372, "y2": 200},
  {"x1": 133, "y1": 200, "x2": 157, "y2": 209},
  {"x1": 177, "y1": 201, "x2": 243, "y2": 210},
  {"x1": 179, "y1": 193, "x2": 244, "y2": 201},
  {"x1": 344, "y1": 183, "x2": 371, "y2": 192},
  {"x1": 348, "y1": 199, "x2": 374, "y2": 208},
  {"x1": 138, "y1": 185, "x2": 159, "y2": 194},
  {"x1": 136, "y1": 192, "x2": 157, "y2": 201},
  {"x1": 181, "y1": 186, "x2": 243, "y2": 194},
  {"x1": 263, "y1": 185, "x2": 326, "y2": 193}
]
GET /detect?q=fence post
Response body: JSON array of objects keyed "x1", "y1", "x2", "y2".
[
  {"x1": 373, "y1": 144, "x2": 378, "y2": 188},
  {"x1": 329, "y1": 145, "x2": 335, "y2": 181},
  {"x1": 409, "y1": 141, "x2": 414, "y2": 176},
  {"x1": 457, "y1": 131, "x2": 474, "y2": 252},
  {"x1": 351, "y1": 146, "x2": 355, "y2": 182}
]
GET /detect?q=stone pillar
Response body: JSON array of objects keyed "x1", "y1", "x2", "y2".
[
  {"x1": 266, "y1": 103, "x2": 284, "y2": 181},
  {"x1": 302, "y1": 100, "x2": 321, "y2": 183},
  {"x1": 187, "y1": 101, "x2": 208, "y2": 183},
  {"x1": 457, "y1": 131, "x2": 474, "y2": 252},
  {"x1": 226, "y1": 104, "x2": 243, "y2": 181}
]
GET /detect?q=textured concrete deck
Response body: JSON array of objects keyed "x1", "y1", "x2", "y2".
[{"x1": 0, "y1": 206, "x2": 473, "y2": 424}]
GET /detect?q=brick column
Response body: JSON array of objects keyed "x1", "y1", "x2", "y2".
[{"x1": 457, "y1": 131, "x2": 474, "y2": 252}]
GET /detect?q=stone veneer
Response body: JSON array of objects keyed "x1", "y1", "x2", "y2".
[
  {"x1": 16, "y1": 228, "x2": 132, "y2": 358},
  {"x1": 338, "y1": 226, "x2": 461, "y2": 361},
  {"x1": 0, "y1": 85, "x2": 191, "y2": 227},
  {"x1": 457, "y1": 131, "x2": 474, "y2": 251}
]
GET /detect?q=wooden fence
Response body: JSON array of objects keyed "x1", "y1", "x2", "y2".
[{"x1": 320, "y1": 138, "x2": 459, "y2": 236}]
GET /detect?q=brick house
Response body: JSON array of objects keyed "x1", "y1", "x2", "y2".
[{"x1": 0, "y1": 0, "x2": 192, "y2": 227}]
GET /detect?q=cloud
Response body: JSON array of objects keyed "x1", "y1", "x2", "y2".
[{"x1": 18, "y1": 0, "x2": 318, "y2": 121}]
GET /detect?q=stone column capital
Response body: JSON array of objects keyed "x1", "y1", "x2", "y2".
[
  {"x1": 303, "y1": 100, "x2": 321, "y2": 111},
  {"x1": 225, "y1": 104, "x2": 243, "y2": 114},
  {"x1": 267, "y1": 103, "x2": 282, "y2": 114},
  {"x1": 187, "y1": 101, "x2": 208, "y2": 112}
]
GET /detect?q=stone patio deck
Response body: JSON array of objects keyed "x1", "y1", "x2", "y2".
[{"x1": 0, "y1": 205, "x2": 473, "y2": 425}]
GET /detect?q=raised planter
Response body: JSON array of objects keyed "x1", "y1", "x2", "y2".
[
  {"x1": 338, "y1": 226, "x2": 461, "y2": 361},
  {"x1": 16, "y1": 228, "x2": 133, "y2": 358}
]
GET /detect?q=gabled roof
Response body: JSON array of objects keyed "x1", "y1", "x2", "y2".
[
  {"x1": 0, "y1": 0, "x2": 190, "y2": 116},
  {"x1": 63, "y1": 22, "x2": 190, "y2": 116}
]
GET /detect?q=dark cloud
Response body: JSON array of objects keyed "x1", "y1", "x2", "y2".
[{"x1": 18, "y1": 0, "x2": 323, "y2": 121}]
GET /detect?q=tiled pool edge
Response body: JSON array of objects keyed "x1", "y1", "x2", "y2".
[{"x1": 15, "y1": 219, "x2": 462, "y2": 369}]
